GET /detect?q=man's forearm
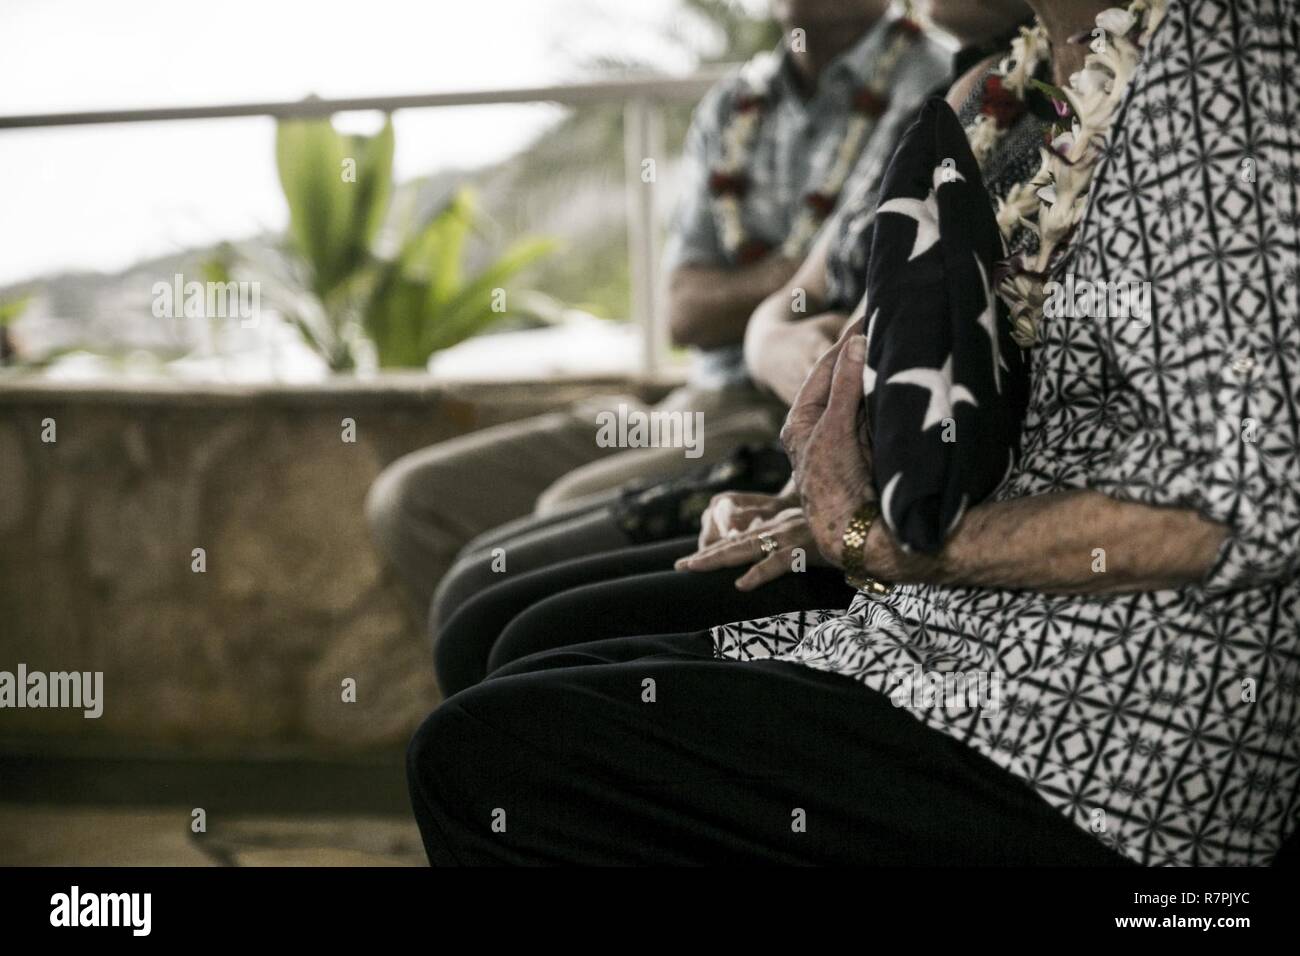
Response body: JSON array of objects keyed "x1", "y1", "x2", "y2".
[
  {"x1": 748, "y1": 310, "x2": 847, "y2": 404},
  {"x1": 668, "y1": 256, "x2": 800, "y2": 350},
  {"x1": 864, "y1": 489, "x2": 1229, "y2": 595}
]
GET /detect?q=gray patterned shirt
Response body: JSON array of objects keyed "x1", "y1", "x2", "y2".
[{"x1": 664, "y1": 12, "x2": 951, "y2": 387}]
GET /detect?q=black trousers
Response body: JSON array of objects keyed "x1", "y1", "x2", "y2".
[
  {"x1": 430, "y1": 497, "x2": 628, "y2": 638},
  {"x1": 407, "y1": 629, "x2": 1135, "y2": 866},
  {"x1": 433, "y1": 535, "x2": 856, "y2": 697}
]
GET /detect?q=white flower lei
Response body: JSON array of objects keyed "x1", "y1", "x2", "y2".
[
  {"x1": 964, "y1": 0, "x2": 1168, "y2": 347},
  {"x1": 712, "y1": 10, "x2": 924, "y2": 263}
]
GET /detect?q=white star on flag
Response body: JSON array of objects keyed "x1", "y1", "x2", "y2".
[
  {"x1": 877, "y1": 162, "x2": 966, "y2": 261},
  {"x1": 880, "y1": 471, "x2": 903, "y2": 537},
  {"x1": 974, "y1": 253, "x2": 1009, "y2": 394},
  {"x1": 945, "y1": 493, "x2": 968, "y2": 536},
  {"x1": 886, "y1": 355, "x2": 978, "y2": 431}
]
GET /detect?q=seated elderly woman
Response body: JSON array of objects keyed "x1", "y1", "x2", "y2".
[{"x1": 407, "y1": 0, "x2": 1299, "y2": 866}]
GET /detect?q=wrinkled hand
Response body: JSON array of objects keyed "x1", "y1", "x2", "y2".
[
  {"x1": 697, "y1": 490, "x2": 799, "y2": 551},
  {"x1": 675, "y1": 507, "x2": 826, "y2": 591},
  {"x1": 780, "y1": 320, "x2": 875, "y2": 567}
]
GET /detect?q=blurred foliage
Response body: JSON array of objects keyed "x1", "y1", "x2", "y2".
[
  {"x1": 276, "y1": 117, "x2": 394, "y2": 305},
  {"x1": 675, "y1": 0, "x2": 783, "y2": 65},
  {"x1": 6, "y1": 0, "x2": 779, "y2": 372},
  {"x1": 0, "y1": 295, "x2": 29, "y2": 328},
  {"x1": 248, "y1": 117, "x2": 554, "y2": 371},
  {"x1": 0, "y1": 294, "x2": 30, "y2": 365},
  {"x1": 364, "y1": 190, "x2": 554, "y2": 366}
]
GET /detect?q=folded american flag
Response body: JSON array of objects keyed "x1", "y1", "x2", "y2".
[{"x1": 862, "y1": 98, "x2": 1030, "y2": 553}]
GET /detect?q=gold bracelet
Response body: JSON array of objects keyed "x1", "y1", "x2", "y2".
[{"x1": 841, "y1": 501, "x2": 893, "y2": 596}]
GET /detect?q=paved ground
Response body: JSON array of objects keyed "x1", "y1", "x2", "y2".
[
  {"x1": 0, "y1": 753, "x2": 426, "y2": 866},
  {"x1": 0, "y1": 806, "x2": 424, "y2": 866}
]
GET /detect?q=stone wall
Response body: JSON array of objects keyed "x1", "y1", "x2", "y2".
[{"x1": 0, "y1": 375, "x2": 662, "y2": 760}]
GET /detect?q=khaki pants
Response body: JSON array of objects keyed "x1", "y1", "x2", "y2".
[{"x1": 365, "y1": 384, "x2": 784, "y2": 612}]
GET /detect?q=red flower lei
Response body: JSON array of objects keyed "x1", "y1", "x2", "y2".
[{"x1": 980, "y1": 74, "x2": 1025, "y2": 130}]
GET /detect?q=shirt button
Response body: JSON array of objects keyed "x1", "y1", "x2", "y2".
[{"x1": 1230, "y1": 355, "x2": 1255, "y2": 375}]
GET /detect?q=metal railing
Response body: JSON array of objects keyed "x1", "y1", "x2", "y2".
[{"x1": 0, "y1": 69, "x2": 735, "y2": 377}]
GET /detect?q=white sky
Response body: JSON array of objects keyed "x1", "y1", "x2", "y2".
[{"x1": 0, "y1": 0, "x2": 731, "y2": 285}]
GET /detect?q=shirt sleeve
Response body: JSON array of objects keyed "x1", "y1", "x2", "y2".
[
  {"x1": 662, "y1": 83, "x2": 731, "y2": 274},
  {"x1": 1075, "y1": 0, "x2": 1300, "y2": 596}
]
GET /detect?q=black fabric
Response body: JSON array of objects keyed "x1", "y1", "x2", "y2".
[
  {"x1": 865, "y1": 97, "x2": 1031, "y2": 552},
  {"x1": 823, "y1": 60, "x2": 1051, "y2": 316},
  {"x1": 434, "y1": 533, "x2": 854, "y2": 696},
  {"x1": 487, "y1": 563, "x2": 854, "y2": 676},
  {"x1": 430, "y1": 505, "x2": 631, "y2": 659},
  {"x1": 459, "y1": 487, "x2": 623, "y2": 555},
  {"x1": 609, "y1": 441, "x2": 792, "y2": 544},
  {"x1": 408, "y1": 630, "x2": 1137, "y2": 866},
  {"x1": 433, "y1": 533, "x2": 680, "y2": 697}
]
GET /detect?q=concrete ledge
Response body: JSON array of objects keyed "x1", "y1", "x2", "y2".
[
  {"x1": 0, "y1": 374, "x2": 668, "y2": 759},
  {"x1": 0, "y1": 371, "x2": 679, "y2": 407}
]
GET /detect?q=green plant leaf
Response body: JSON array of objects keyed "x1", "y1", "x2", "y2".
[
  {"x1": 425, "y1": 236, "x2": 556, "y2": 355},
  {"x1": 270, "y1": 117, "x2": 557, "y2": 370},
  {"x1": 276, "y1": 118, "x2": 352, "y2": 298},
  {"x1": 428, "y1": 189, "x2": 475, "y2": 305},
  {"x1": 275, "y1": 116, "x2": 393, "y2": 304},
  {"x1": 0, "y1": 295, "x2": 30, "y2": 328},
  {"x1": 351, "y1": 118, "x2": 395, "y2": 252}
]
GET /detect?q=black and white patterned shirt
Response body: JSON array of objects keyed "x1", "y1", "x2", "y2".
[{"x1": 714, "y1": 0, "x2": 1300, "y2": 866}]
